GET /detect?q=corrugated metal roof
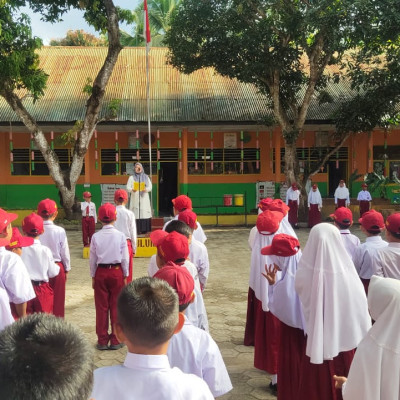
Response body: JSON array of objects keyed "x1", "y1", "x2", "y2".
[{"x1": 0, "y1": 46, "x2": 352, "y2": 123}]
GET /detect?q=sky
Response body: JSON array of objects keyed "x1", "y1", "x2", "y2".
[{"x1": 22, "y1": 0, "x2": 140, "y2": 45}]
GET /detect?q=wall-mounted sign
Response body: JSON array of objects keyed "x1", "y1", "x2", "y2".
[{"x1": 224, "y1": 132, "x2": 237, "y2": 149}]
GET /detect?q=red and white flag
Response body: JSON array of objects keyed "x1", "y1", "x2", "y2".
[{"x1": 144, "y1": 0, "x2": 151, "y2": 46}]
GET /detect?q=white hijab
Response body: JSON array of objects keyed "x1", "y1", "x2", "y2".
[
  {"x1": 295, "y1": 223, "x2": 371, "y2": 364},
  {"x1": 308, "y1": 188, "x2": 322, "y2": 206},
  {"x1": 343, "y1": 276, "x2": 400, "y2": 400},
  {"x1": 334, "y1": 183, "x2": 349, "y2": 199},
  {"x1": 269, "y1": 251, "x2": 305, "y2": 331}
]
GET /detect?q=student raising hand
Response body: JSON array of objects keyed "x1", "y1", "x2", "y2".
[{"x1": 262, "y1": 264, "x2": 280, "y2": 285}]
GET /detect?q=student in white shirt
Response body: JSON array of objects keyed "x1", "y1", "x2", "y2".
[
  {"x1": 285, "y1": 183, "x2": 301, "y2": 229},
  {"x1": 163, "y1": 195, "x2": 207, "y2": 243},
  {"x1": 352, "y1": 209, "x2": 387, "y2": 294},
  {"x1": 357, "y1": 183, "x2": 372, "y2": 217},
  {"x1": 0, "y1": 313, "x2": 94, "y2": 399},
  {"x1": 80, "y1": 191, "x2": 97, "y2": 247},
  {"x1": 330, "y1": 207, "x2": 360, "y2": 259},
  {"x1": 155, "y1": 263, "x2": 232, "y2": 397},
  {"x1": 91, "y1": 276, "x2": 214, "y2": 400},
  {"x1": 37, "y1": 198, "x2": 70, "y2": 318},
  {"x1": 0, "y1": 208, "x2": 35, "y2": 325},
  {"x1": 21, "y1": 213, "x2": 60, "y2": 314},
  {"x1": 89, "y1": 203, "x2": 129, "y2": 350},
  {"x1": 334, "y1": 180, "x2": 350, "y2": 208},
  {"x1": 114, "y1": 189, "x2": 137, "y2": 283},
  {"x1": 307, "y1": 184, "x2": 322, "y2": 228}
]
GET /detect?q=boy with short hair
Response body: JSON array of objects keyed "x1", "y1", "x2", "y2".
[
  {"x1": 0, "y1": 208, "x2": 35, "y2": 327},
  {"x1": 373, "y1": 212, "x2": 400, "y2": 279},
  {"x1": 0, "y1": 313, "x2": 94, "y2": 399},
  {"x1": 91, "y1": 276, "x2": 214, "y2": 400},
  {"x1": 357, "y1": 183, "x2": 372, "y2": 217},
  {"x1": 352, "y1": 209, "x2": 387, "y2": 293},
  {"x1": 163, "y1": 194, "x2": 207, "y2": 243},
  {"x1": 150, "y1": 229, "x2": 209, "y2": 331},
  {"x1": 155, "y1": 264, "x2": 232, "y2": 397},
  {"x1": 113, "y1": 189, "x2": 137, "y2": 283},
  {"x1": 37, "y1": 198, "x2": 71, "y2": 317},
  {"x1": 81, "y1": 191, "x2": 97, "y2": 247},
  {"x1": 177, "y1": 210, "x2": 210, "y2": 291},
  {"x1": 89, "y1": 203, "x2": 129, "y2": 350},
  {"x1": 331, "y1": 207, "x2": 360, "y2": 259},
  {"x1": 21, "y1": 213, "x2": 60, "y2": 314}
]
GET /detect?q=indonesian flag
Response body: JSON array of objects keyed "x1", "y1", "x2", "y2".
[{"x1": 144, "y1": 0, "x2": 151, "y2": 46}]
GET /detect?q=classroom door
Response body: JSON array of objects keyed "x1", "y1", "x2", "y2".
[
  {"x1": 328, "y1": 161, "x2": 348, "y2": 196},
  {"x1": 158, "y1": 162, "x2": 178, "y2": 216}
]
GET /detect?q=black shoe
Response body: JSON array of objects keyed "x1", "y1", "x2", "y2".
[
  {"x1": 96, "y1": 343, "x2": 108, "y2": 351},
  {"x1": 109, "y1": 343, "x2": 124, "y2": 350},
  {"x1": 269, "y1": 382, "x2": 278, "y2": 395}
]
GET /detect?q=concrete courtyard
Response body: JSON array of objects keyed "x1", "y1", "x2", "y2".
[{"x1": 64, "y1": 224, "x2": 367, "y2": 399}]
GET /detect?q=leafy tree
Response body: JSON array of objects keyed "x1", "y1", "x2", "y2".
[
  {"x1": 121, "y1": 0, "x2": 180, "y2": 47},
  {"x1": 0, "y1": 0, "x2": 133, "y2": 218},
  {"x1": 165, "y1": 0, "x2": 400, "y2": 196},
  {"x1": 49, "y1": 29, "x2": 107, "y2": 46}
]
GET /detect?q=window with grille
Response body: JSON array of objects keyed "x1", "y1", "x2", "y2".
[
  {"x1": 187, "y1": 148, "x2": 260, "y2": 175},
  {"x1": 11, "y1": 148, "x2": 85, "y2": 176}
]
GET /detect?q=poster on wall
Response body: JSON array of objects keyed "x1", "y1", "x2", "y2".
[
  {"x1": 224, "y1": 133, "x2": 237, "y2": 149},
  {"x1": 256, "y1": 181, "x2": 275, "y2": 205},
  {"x1": 101, "y1": 184, "x2": 126, "y2": 205},
  {"x1": 280, "y1": 182, "x2": 289, "y2": 201}
]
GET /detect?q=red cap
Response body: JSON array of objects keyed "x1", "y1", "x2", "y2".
[
  {"x1": 330, "y1": 207, "x2": 353, "y2": 226},
  {"x1": 359, "y1": 209, "x2": 384, "y2": 231},
  {"x1": 154, "y1": 262, "x2": 195, "y2": 305},
  {"x1": 37, "y1": 198, "x2": 57, "y2": 217},
  {"x1": 269, "y1": 199, "x2": 290, "y2": 216},
  {"x1": 0, "y1": 208, "x2": 17, "y2": 246},
  {"x1": 6, "y1": 227, "x2": 34, "y2": 250},
  {"x1": 98, "y1": 203, "x2": 117, "y2": 223},
  {"x1": 172, "y1": 195, "x2": 192, "y2": 212},
  {"x1": 312, "y1": 184, "x2": 318, "y2": 189},
  {"x1": 261, "y1": 233, "x2": 300, "y2": 256},
  {"x1": 291, "y1": 182, "x2": 298, "y2": 189},
  {"x1": 150, "y1": 230, "x2": 189, "y2": 264},
  {"x1": 114, "y1": 189, "x2": 128, "y2": 202},
  {"x1": 22, "y1": 213, "x2": 44, "y2": 235},
  {"x1": 258, "y1": 198, "x2": 274, "y2": 212},
  {"x1": 256, "y1": 210, "x2": 283, "y2": 235},
  {"x1": 386, "y1": 212, "x2": 400, "y2": 235},
  {"x1": 361, "y1": 183, "x2": 368, "y2": 188},
  {"x1": 178, "y1": 209, "x2": 198, "y2": 230},
  {"x1": 83, "y1": 191, "x2": 92, "y2": 198}
]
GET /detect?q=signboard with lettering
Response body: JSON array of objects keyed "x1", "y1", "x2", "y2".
[{"x1": 100, "y1": 184, "x2": 126, "y2": 205}]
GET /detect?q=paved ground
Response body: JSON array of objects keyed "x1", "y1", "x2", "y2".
[{"x1": 64, "y1": 224, "x2": 367, "y2": 399}]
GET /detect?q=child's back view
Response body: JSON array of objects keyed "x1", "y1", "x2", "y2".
[{"x1": 91, "y1": 277, "x2": 214, "y2": 400}]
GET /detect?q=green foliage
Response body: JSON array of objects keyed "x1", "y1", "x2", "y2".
[
  {"x1": 49, "y1": 29, "x2": 107, "y2": 46},
  {"x1": 60, "y1": 120, "x2": 84, "y2": 145},
  {"x1": 83, "y1": 77, "x2": 93, "y2": 95},
  {"x1": 106, "y1": 98, "x2": 122, "y2": 119},
  {"x1": 348, "y1": 169, "x2": 363, "y2": 192}
]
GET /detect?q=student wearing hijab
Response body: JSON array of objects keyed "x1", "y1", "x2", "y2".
[
  {"x1": 334, "y1": 180, "x2": 350, "y2": 208},
  {"x1": 334, "y1": 276, "x2": 400, "y2": 400},
  {"x1": 286, "y1": 183, "x2": 301, "y2": 229},
  {"x1": 295, "y1": 223, "x2": 371, "y2": 400},
  {"x1": 126, "y1": 162, "x2": 152, "y2": 234},
  {"x1": 307, "y1": 184, "x2": 322, "y2": 228}
]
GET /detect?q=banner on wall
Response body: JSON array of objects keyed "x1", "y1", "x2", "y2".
[
  {"x1": 256, "y1": 181, "x2": 275, "y2": 205},
  {"x1": 224, "y1": 133, "x2": 237, "y2": 149},
  {"x1": 100, "y1": 184, "x2": 126, "y2": 205}
]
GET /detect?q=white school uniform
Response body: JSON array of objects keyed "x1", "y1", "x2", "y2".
[
  {"x1": 339, "y1": 229, "x2": 360, "y2": 259},
  {"x1": 21, "y1": 240, "x2": 60, "y2": 281},
  {"x1": 0, "y1": 286, "x2": 14, "y2": 330},
  {"x1": 80, "y1": 201, "x2": 97, "y2": 222},
  {"x1": 40, "y1": 221, "x2": 71, "y2": 271},
  {"x1": 148, "y1": 256, "x2": 209, "y2": 331},
  {"x1": 92, "y1": 352, "x2": 214, "y2": 400},
  {"x1": 114, "y1": 205, "x2": 137, "y2": 252},
  {"x1": 357, "y1": 190, "x2": 372, "y2": 202},
  {"x1": 89, "y1": 225, "x2": 129, "y2": 277},
  {"x1": 168, "y1": 315, "x2": 232, "y2": 397},
  {"x1": 163, "y1": 217, "x2": 207, "y2": 243},
  {"x1": 352, "y1": 236, "x2": 388, "y2": 279},
  {"x1": 285, "y1": 187, "x2": 300, "y2": 205},
  {"x1": 189, "y1": 237, "x2": 210, "y2": 289},
  {"x1": 373, "y1": 242, "x2": 400, "y2": 279},
  {"x1": 334, "y1": 185, "x2": 350, "y2": 206}
]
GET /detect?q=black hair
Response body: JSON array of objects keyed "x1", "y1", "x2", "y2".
[
  {"x1": 179, "y1": 302, "x2": 191, "y2": 313},
  {"x1": 165, "y1": 220, "x2": 192, "y2": 238},
  {"x1": 388, "y1": 230, "x2": 400, "y2": 240},
  {"x1": 117, "y1": 277, "x2": 178, "y2": 348},
  {"x1": 0, "y1": 314, "x2": 93, "y2": 400},
  {"x1": 335, "y1": 221, "x2": 351, "y2": 230}
]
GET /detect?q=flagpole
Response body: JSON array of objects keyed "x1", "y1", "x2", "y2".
[{"x1": 144, "y1": 0, "x2": 153, "y2": 214}]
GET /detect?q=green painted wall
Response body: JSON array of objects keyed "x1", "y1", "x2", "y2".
[{"x1": 182, "y1": 183, "x2": 257, "y2": 214}]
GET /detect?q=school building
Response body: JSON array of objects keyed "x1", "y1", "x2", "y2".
[{"x1": 0, "y1": 47, "x2": 399, "y2": 221}]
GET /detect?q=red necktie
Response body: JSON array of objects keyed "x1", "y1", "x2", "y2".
[{"x1": 86, "y1": 205, "x2": 89, "y2": 216}]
